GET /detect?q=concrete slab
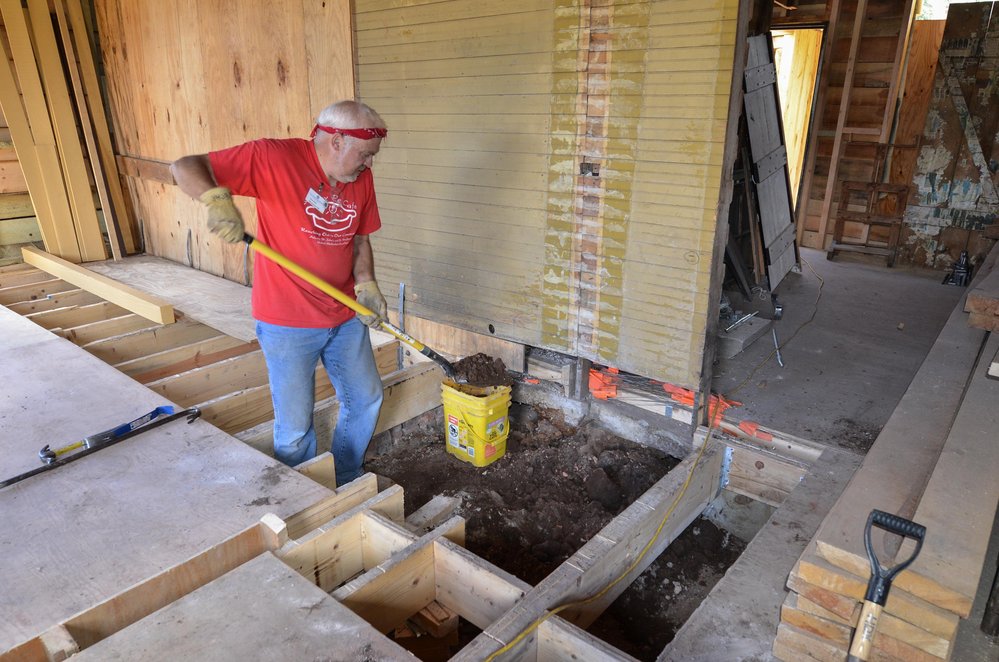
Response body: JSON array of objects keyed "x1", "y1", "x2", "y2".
[{"x1": 713, "y1": 247, "x2": 965, "y2": 449}]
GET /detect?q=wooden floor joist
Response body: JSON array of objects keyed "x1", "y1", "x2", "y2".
[{"x1": 2, "y1": 254, "x2": 733, "y2": 661}]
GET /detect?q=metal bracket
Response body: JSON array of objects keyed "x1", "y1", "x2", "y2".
[{"x1": 719, "y1": 446, "x2": 734, "y2": 491}]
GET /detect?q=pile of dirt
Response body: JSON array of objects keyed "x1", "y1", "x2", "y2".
[
  {"x1": 366, "y1": 401, "x2": 746, "y2": 660},
  {"x1": 450, "y1": 352, "x2": 514, "y2": 386}
]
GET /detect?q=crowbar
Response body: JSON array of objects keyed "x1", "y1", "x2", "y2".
[
  {"x1": 242, "y1": 233, "x2": 462, "y2": 381},
  {"x1": 1, "y1": 406, "x2": 201, "y2": 489},
  {"x1": 848, "y1": 509, "x2": 926, "y2": 661}
]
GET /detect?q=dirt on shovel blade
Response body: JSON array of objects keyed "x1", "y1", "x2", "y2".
[{"x1": 451, "y1": 352, "x2": 513, "y2": 387}]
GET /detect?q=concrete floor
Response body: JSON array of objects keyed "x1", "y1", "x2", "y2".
[
  {"x1": 703, "y1": 247, "x2": 999, "y2": 660},
  {"x1": 712, "y1": 247, "x2": 965, "y2": 452}
]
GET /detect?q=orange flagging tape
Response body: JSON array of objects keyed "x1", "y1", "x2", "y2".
[
  {"x1": 588, "y1": 367, "x2": 619, "y2": 400},
  {"x1": 738, "y1": 420, "x2": 773, "y2": 442},
  {"x1": 662, "y1": 383, "x2": 741, "y2": 426}
]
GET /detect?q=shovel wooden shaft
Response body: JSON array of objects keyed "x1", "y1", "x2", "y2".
[{"x1": 243, "y1": 235, "x2": 457, "y2": 379}]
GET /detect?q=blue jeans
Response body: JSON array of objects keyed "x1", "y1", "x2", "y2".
[{"x1": 255, "y1": 318, "x2": 383, "y2": 484}]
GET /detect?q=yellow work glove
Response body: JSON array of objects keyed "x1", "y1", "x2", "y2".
[
  {"x1": 199, "y1": 187, "x2": 244, "y2": 243},
  {"x1": 354, "y1": 280, "x2": 387, "y2": 328}
]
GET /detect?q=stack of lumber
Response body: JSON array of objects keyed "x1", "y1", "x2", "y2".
[
  {"x1": 774, "y1": 245, "x2": 999, "y2": 661},
  {"x1": 966, "y1": 267, "x2": 999, "y2": 331}
]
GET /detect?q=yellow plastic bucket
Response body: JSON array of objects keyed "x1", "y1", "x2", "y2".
[{"x1": 441, "y1": 381, "x2": 512, "y2": 467}]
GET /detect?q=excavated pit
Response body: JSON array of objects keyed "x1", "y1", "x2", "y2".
[{"x1": 367, "y1": 395, "x2": 747, "y2": 660}]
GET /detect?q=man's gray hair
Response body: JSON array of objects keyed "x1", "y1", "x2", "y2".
[{"x1": 316, "y1": 100, "x2": 386, "y2": 130}]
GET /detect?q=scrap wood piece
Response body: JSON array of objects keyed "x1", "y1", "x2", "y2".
[
  {"x1": 22, "y1": 247, "x2": 174, "y2": 323},
  {"x1": 965, "y1": 268, "x2": 999, "y2": 316},
  {"x1": 410, "y1": 600, "x2": 459, "y2": 638}
]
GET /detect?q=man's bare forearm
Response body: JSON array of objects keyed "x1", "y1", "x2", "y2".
[{"x1": 170, "y1": 155, "x2": 218, "y2": 198}]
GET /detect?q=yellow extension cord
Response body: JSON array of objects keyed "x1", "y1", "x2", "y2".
[{"x1": 483, "y1": 414, "x2": 720, "y2": 661}]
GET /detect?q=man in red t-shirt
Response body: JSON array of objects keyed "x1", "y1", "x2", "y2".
[{"x1": 170, "y1": 100, "x2": 388, "y2": 484}]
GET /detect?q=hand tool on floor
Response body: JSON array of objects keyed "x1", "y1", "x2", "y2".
[
  {"x1": 242, "y1": 233, "x2": 462, "y2": 382},
  {"x1": 847, "y1": 509, "x2": 926, "y2": 661},
  {"x1": 1, "y1": 406, "x2": 201, "y2": 489}
]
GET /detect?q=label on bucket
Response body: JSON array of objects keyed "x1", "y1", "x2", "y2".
[
  {"x1": 447, "y1": 414, "x2": 460, "y2": 447},
  {"x1": 487, "y1": 417, "x2": 507, "y2": 439}
]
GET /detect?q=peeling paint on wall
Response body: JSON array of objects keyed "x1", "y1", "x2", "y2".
[{"x1": 902, "y1": 2, "x2": 999, "y2": 267}]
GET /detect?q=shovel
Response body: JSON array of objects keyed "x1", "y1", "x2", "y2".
[
  {"x1": 848, "y1": 509, "x2": 926, "y2": 661},
  {"x1": 241, "y1": 234, "x2": 461, "y2": 381}
]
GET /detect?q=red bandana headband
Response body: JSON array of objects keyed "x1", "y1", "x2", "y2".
[{"x1": 310, "y1": 125, "x2": 387, "y2": 140}]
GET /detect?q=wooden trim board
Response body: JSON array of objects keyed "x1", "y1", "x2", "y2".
[{"x1": 22, "y1": 246, "x2": 174, "y2": 323}]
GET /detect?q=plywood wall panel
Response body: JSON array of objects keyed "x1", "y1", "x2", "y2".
[{"x1": 94, "y1": 0, "x2": 353, "y2": 280}]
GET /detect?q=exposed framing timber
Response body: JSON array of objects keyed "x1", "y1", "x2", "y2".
[
  {"x1": 0, "y1": 277, "x2": 77, "y2": 305},
  {"x1": 0, "y1": 268, "x2": 51, "y2": 288},
  {"x1": 25, "y1": 300, "x2": 129, "y2": 329},
  {"x1": 62, "y1": 313, "x2": 159, "y2": 345},
  {"x1": 25, "y1": 0, "x2": 106, "y2": 261},
  {"x1": 82, "y1": 318, "x2": 219, "y2": 363},
  {"x1": 62, "y1": 0, "x2": 138, "y2": 254},
  {"x1": 0, "y1": 0, "x2": 81, "y2": 262},
  {"x1": 22, "y1": 246, "x2": 174, "y2": 323},
  {"x1": 5, "y1": 288, "x2": 102, "y2": 314},
  {"x1": 116, "y1": 336, "x2": 259, "y2": 383},
  {"x1": 815, "y1": 0, "x2": 868, "y2": 248},
  {"x1": 145, "y1": 350, "x2": 270, "y2": 407},
  {"x1": 455, "y1": 444, "x2": 725, "y2": 660}
]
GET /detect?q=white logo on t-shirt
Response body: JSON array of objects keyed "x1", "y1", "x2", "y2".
[{"x1": 306, "y1": 193, "x2": 356, "y2": 234}]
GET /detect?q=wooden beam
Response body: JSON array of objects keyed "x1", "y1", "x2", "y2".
[
  {"x1": 81, "y1": 318, "x2": 217, "y2": 363},
  {"x1": 694, "y1": 426, "x2": 809, "y2": 507},
  {"x1": 5, "y1": 288, "x2": 101, "y2": 314},
  {"x1": 61, "y1": 518, "x2": 283, "y2": 649},
  {"x1": 537, "y1": 617, "x2": 638, "y2": 662},
  {"x1": 0, "y1": 277, "x2": 78, "y2": 305},
  {"x1": 284, "y1": 473, "x2": 385, "y2": 541},
  {"x1": 332, "y1": 532, "x2": 438, "y2": 633},
  {"x1": 22, "y1": 246, "x2": 174, "y2": 323},
  {"x1": 26, "y1": 0, "x2": 106, "y2": 261},
  {"x1": 293, "y1": 451, "x2": 336, "y2": 491},
  {"x1": 0, "y1": 0, "x2": 82, "y2": 262},
  {"x1": 374, "y1": 362, "x2": 445, "y2": 433},
  {"x1": 115, "y1": 155, "x2": 174, "y2": 185},
  {"x1": 26, "y1": 300, "x2": 129, "y2": 329},
  {"x1": 277, "y1": 486, "x2": 405, "y2": 592},
  {"x1": 815, "y1": 0, "x2": 867, "y2": 249},
  {"x1": 897, "y1": 331, "x2": 999, "y2": 617},
  {"x1": 197, "y1": 384, "x2": 275, "y2": 435},
  {"x1": 0, "y1": 267, "x2": 50, "y2": 289},
  {"x1": 455, "y1": 444, "x2": 724, "y2": 660},
  {"x1": 63, "y1": 313, "x2": 158, "y2": 345},
  {"x1": 63, "y1": 0, "x2": 137, "y2": 254},
  {"x1": 115, "y1": 337, "x2": 258, "y2": 383},
  {"x1": 145, "y1": 350, "x2": 269, "y2": 407},
  {"x1": 390, "y1": 312, "x2": 526, "y2": 372},
  {"x1": 51, "y1": 0, "x2": 123, "y2": 259},
  {"x1": 433, "y1": 537, "x2": 528, "y2": 630}
]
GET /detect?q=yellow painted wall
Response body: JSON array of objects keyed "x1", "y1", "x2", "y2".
[{"x1": 357, "y1": 0, "x2": 739, "y2": 387}]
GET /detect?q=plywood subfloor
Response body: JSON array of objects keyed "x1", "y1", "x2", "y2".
[{"x1": 0, "y1": 306, "x2": 331, "y2": 651}]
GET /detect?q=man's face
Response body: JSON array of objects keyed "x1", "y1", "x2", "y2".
[{"x1": 329, "y1": 134, "x2": 382, "y2": 183}]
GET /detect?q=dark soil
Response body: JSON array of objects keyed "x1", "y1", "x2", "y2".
[
  {"x1": 366, "y1": 401, "x2": 746, "y2": 661},
  {"x1": 450, "y1": 352, "x2": 513, "y2": 387}
]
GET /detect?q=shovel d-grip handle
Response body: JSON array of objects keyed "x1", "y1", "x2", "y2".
[
  {"x1": 864, "y1": 509, "x2": 926, "y2": 604},
  {"x1": 849, "y1": 509, "x2": 927, "y2": 662}
]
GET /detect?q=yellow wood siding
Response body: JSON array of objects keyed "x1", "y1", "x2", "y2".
[{"x1": 357, "y1": 0, "x2": 739, "y2": 387}]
